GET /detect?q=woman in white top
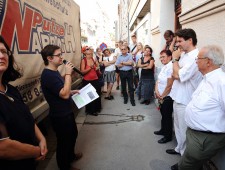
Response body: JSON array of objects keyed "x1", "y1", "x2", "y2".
[
  {"x1": 154, "y1": 50, "x2": 174, "y2": 144},
  {"x1": 134, "y1": 42, "x2": 144, "y2": 99},
  {"x1": 102, "y1": 48, "x2": 116, "y2": 100}
]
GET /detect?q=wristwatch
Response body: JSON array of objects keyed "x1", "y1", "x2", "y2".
[{"x1": 172, "y1": 58, "x2": 179, "y2": 63}]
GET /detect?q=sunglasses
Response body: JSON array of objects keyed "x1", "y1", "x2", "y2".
[{"x1": 121, "y1": 49, "x2": 127, "y2": 50}]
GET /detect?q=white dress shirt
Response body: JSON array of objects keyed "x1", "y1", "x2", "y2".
[
  {"x1": 158, "y1": 61, "x2": 173, "y2": 96},
  {"x1": 114, "y1": 48, "x2": 121, "y2": 58},
  {"x1": 170, "y1": 48, "x2": 202, "y2": 105},
  {"x1": 185, "y1": 68, "x2": 225, "y2": 132}
]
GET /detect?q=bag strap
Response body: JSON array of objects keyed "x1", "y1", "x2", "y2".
[
  {"x1": 84, "y1": 57, "x2": 97, "y2": 69},
  {"x1": 83, "y1": 57, "x2": 87, "y2": 69},
  {"x1": 131, "y1": 44, "x2": 137, "y2": 52}
]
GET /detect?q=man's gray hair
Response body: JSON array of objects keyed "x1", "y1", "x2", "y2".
[{"x1": 202, "y1": 45, "x2": 224, "y2": 66}]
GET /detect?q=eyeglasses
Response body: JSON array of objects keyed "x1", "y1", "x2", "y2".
[
  {"x1": 0, "y1": 49, "x2": 12, "y2": 56},
  {"x1": 52, "y1": 53, "x2": 62, "y2": 57},
  {"x1": 160, "y1": 56, "x2": 166, "y2": 59},
  {"x1": 195, "y1": 57, "x2": 208, "y2": 61}
]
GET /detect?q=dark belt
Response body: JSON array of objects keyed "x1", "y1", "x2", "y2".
[
  {"x1": 191, "y1": 128, "x2": 225, "y2": 134},
  {"x1": 120, "y1": 69, "x2": 132, "y2": 72}
]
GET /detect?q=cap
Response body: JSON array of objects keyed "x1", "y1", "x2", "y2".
[
  {"x1": 102, "y1": 47, "x2": 109, "y2": 53},
  {"x1": 81, "y1": 46, "x2": 88, "y2": 53}
]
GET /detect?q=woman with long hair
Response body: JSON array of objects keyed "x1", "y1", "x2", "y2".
[
  {"x1": 137, "y1": 46, "x2": 155, "y2": 105},
  {"x1": 95, "y1": 47, "x2": 105, "y2": 92},
  {"x1": 0, "y1": 35, "x2": 47, "y2": 169}
]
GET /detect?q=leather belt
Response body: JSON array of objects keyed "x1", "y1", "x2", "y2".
[{"x1": 120, "y1": 70, "x2": 132, "y2": 72}]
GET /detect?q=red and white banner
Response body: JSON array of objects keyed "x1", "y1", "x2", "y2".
[{"x1": 0, "y1": 0, "x2": 81, "y2": 105}]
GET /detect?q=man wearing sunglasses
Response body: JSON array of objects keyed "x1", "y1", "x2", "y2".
[
  {"x1": 115, "y1": 45, "x2": 135, "y2": 106},
  {"x1": 40, "y1": 45, "x2": 82, "y2": 170}
]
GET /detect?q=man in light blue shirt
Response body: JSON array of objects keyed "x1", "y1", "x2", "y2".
[{"x1": 115, "y1": 45, "x2": 135, "y2": 106}]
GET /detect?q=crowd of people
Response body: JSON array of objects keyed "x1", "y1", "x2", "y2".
[
  {"x1": 82, "y1": 34, "x2": 157, "y2": 108},
  {"x1": 1, "y1": 26, "x2": 225, "y2": 170},
  {"x1": 81, "y1": 28, "x2": 225, "y2": 170}
]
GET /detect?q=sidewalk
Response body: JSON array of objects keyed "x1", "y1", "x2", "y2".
[{"x1": 43, "y1": 88, "x2": 180, "y2": 170}]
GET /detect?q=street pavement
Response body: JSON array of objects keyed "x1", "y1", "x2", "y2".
[{"x1": 44, "y1": 87, "x2": 180, "y2": 170}]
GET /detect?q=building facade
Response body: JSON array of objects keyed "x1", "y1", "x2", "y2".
[
  {"x1": 119, "y1": 0, "x2": 225, "y2": 68},
  {"x1": 76, "y1": 0, "x2": 115, "y2": 49}
]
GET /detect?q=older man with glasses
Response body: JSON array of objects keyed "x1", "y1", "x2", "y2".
[
  {"x1": 172, "y1": 45, "x2": 225, "y2": 170},
  {"x1": 115, "y1": 45, "x2": 135, "y2": 106}
]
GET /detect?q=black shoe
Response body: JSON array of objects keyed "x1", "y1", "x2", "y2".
[
  {"x1": 116, "y1": 86, "x2": 119, "y2": 90},
  {"x1": 104, "y1": 96, "x2": 112, "y2": 100},
  {"x1": 91, "y1": 112, "x2": 98, "y2": 116},
  {"x1": 158, "y1": 137, "x2": 172, "y2": 144},
  {"x1": 145, "y1": 100, "x2": 150, "y2": 105},
  {"x1": 140, "y1": 100, "x2": 146, "y2": 104},
  {"x1": 131, "y1": 101, "x2": 135, "y2": 106},
  {"x1": 154, "y1": 130, "x2": 164, "y2": 135},
  {"x1": 110, "y1": 95, "x2": 114, "y2": 100},
  {"x1": 171, "y1": 163, "x2": 178, "y2": 170},
  {"x1": 166, "y1": 149, "x2": 180, "y2": 155},
  {"x1": 124, "y1": 99, "x2": 128, "y2": 104}
]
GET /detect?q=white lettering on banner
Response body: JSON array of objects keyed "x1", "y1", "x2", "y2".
[
  {"x1": 0, "y1": 0, "x2": 81, "y2": 104},
  {"x1": 1, "y1": 0, "x2": 76, "y2": 54}
]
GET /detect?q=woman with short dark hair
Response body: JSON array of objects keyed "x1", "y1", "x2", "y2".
[{"x1": 154, "y1": 50, "x2": 174, "y2": 144}]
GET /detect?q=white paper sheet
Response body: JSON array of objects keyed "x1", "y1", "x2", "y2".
[{"x1": 71, "y1": 83, "x2": 99, "y2": 109}]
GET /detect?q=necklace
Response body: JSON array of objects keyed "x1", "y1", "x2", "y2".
[{"x1": 0, "y1": 85, "x2": 14, "y2": 102}]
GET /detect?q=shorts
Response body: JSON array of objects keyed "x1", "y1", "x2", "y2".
[{"x1": 104, "y1": 71, "x2": 116, "y2": 83}]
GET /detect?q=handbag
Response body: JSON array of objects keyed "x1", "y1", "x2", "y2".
[{"x1": 96, "y1": 70, "x2": 102, "y2": 78}]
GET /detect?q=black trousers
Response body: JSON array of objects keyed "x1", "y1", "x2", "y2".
[
  {"x1": 120, "y1": 70, "x2": 135, "y2": 102},
  {"x1": 160, "y1": 96, "x2": 173, "y2": 139},
  {"x1": 51, "y1": 113, "x2": 78, "y2": 170},
  {"x1": 82, "y1": 79, "x2": 102, "y2": 114}
]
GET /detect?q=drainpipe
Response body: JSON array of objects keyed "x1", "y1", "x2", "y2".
[{"x1": 127, "y1": 12, "x2": 129, "y2": 44}]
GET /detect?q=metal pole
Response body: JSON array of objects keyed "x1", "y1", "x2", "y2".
[{"x1": 127, "y1": 12, "x2": 129, "y2": 44}]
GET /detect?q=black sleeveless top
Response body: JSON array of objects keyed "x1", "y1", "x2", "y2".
[{"x1": 140, "y1": 56, "x2": 155, "y2": 79}]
